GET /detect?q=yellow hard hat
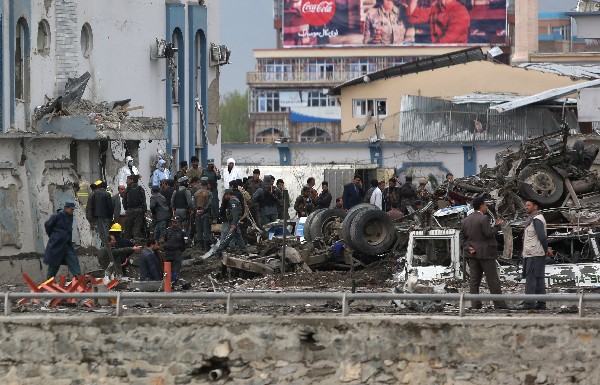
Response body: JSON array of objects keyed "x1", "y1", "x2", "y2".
[
  {"x1": 94, "y1": 180, "x2": 103, "y2": 186},
  {"x1": 109, "y1": 223, "x2": 122, "y2": 232}
]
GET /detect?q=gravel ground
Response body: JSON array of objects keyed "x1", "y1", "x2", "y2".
[{"x1": 6, "y1": 250, "x2": 600, "y2": 318}]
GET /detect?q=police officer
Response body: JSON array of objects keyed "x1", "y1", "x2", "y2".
[
  {"x1": 216, "y1": 189, "x2": 248, "y2": 255},
  {"x1": 294, "y1": 185, "x2": 316, "y2": 217},
  {"x1": 252, "y1": 175, "x2": 281, "y2": 225},
  {"x1": 194, "y1": 177, "x2": 213, "y2": 250},
  {"x1": 163, "y1": 216, "x2": 188, "y2": 280}
]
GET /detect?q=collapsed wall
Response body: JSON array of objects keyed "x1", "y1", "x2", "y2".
[{"x1": 0, "y1": 315, "x2": 598, "y2": 384}]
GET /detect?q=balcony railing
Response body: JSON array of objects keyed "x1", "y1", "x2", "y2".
[{"x1": 247, "y1": 71, "x2": 371, "y2": 85}]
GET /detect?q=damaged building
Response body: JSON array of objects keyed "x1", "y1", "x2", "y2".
[{"x1": 0, "y1": 1, "x2": 223, "y2": 282}]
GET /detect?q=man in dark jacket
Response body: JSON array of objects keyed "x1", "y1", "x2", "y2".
[
  {"x1": 252, "y1": 175, "x2": 281, "y2": 225},
  {"x1": 294, "y1": 186, "x2": 316, "y2": 217},
  {"x1": 383, "y1": 178, "x2": 400, "y2": 212},
  {"x1": 88, "y1": 181, "x2": 114, "y2": 243},
  {"x1": 140, "y1": 239, "x2": 163, "y2": 281},
  {"x1": 163, "y1": 216, "x2": 188, "y2": 280},
  {"x1": 459, "y1": 196, "x2": 508, "y2": 310},
  {"x1": 342, "y1": 175, "x2": 364, "y2": 210},
  {"x1": 150, "y1": 186, "x2": 171, "y2": 240},
  {"x1": 97, "y1": 234, "x2": 142, "y2": 273},
  {"x1": 43, "y1": 202, "x2": 81, "y2": 279},
  {"x1": 316, "y1": 181, "x2": 332, "y2": 209},
  {"x1": 399, "y1": 175, "x2": 417, "y2": 210},
  {"x1": 216, "y1": 190, "x2": 248, "y2": 255},
  {"x1": 160, "y1": 179, "x2": 176, "y2": 211},
  {"x1": 123, "y1": 174, "x2": 147, "y2": 239},
  {"x1": 276, "y1": 179, "x2": 291, "y2": 220},
  {"x1": 194, "y1": 177, "x2": 213, "y2": 250}
]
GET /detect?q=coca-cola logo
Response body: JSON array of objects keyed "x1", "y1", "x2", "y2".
[{"x1": 300, "y1": 0, "x2": 336, "y2": 26}]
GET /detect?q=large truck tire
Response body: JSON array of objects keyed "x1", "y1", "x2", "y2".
[
  {"x1": 348, "y1": 208, "x2": 396, "y2": 255},
  {"x1": 518, "y1": 164, "x2": 564, "y2": 206},
  {"x1": 303, "y1": 209, "x2": 325, "y2": 243},
  {"x1": 341, "y1": 204, "x2": 378, "y2": 249},
  {"x1": 308, "y1": 208, "x2": 346, "y2": 240}
]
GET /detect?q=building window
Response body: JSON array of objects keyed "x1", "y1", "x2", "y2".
[
  {"x1": 347, "y1": 60, "x2": 376, "y2": 78},
  {"x1": 353, "y1": 99, "x2": 387, "y2": 118},
  {"x1": 308, "y1": 91, "x2": 335, "y2": 107},
  {"x1": 37, "y1": 19, "x2": 50, "y2": 55},
  {"x1": 255, "y1": 91, "x2": 287, "y2": 113},
  {"x1": 305, "y1": 61, "x2": 335, "y2": 81},
  {"x1": 80, "y1": 23, "x2": 93, "y2": 58},
  {"x1": 264, "y1": 62, "x2": 293, "y2": 81},
  {"x1": 300, "y1": 126, "x2": 331, "y2": 142},
  {"x1": 255, "y1": 127, "x2": 283, "y2": 143},
  {"x1": 15, "y1": 17, "x2": 29, "y2": 100}
]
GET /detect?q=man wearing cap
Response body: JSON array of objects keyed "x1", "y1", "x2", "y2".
[
  {"x1": 252, "y1": 175, "x2": 281, "y2": 225},
  {"x1": 112, "y1": 185, "x2": 126, "y2": 228},
  {"x1": 109, "y1": 223, "x2": 135, "y2": 250},
  {"x1": 186, "y1": 156, "x2": 204, "y2": 180},
  {"x1": 163, "y1": 216, "x2": 188, "y2": 279},
  {"x1": 202, "y1": 159, "x2": 221, "y2": 220},
  {"x1": 459, "y1": 196, "x2": 509, "y2": 310},
  {"x1": 216, "y1": 190, "x2": 248, "y2": 255},
  {"x1": 194, "y1": 177, "x2": 213, "y2": 250},
  {"x1": 151, "y1": 159, "x2": 171, "y2": 188},
  {"x1": 97, "y1": 234, "x2": 142, "y2": 274},
  {"x1": 150, "y1": 185, "x2": 171, "y2": 240},
  {"x1": 123, "y1": 174, "x2": 147, "y2": 240},
  {"x1": 43, "y1": 202, "x2": 81, "y2": 279},
  {"x1": 223, "y1": 158, "x2": 244, "y2": 191},
  {"x1": 295, "y1": 185, "x2": 316, "y2": 218},
  {"x1": 172, "y1": 176, "x2": 193, "y2": 231}
]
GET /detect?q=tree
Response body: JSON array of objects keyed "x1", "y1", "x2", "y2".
[{"x1": 220, "y1": 90, "x2": 249, "y2": 143}]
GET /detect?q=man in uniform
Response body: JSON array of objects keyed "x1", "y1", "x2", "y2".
[
  {"x1": 163, "y1": 216, "x2": 188, "y2": 280},
  {"x1": 399, "y1": 175, "x2": 418, "y2": 210},
  {"x1": 202, "y1": 159, "x2": 221, "y2": 221},
  {"x1": 294, "y1": 185, "x2": 316, "y2": 218},
  {"x1": 123, "y1": 174, "x2": 147, "y2": 240},
  {"x1": 194, "y1": 177, "x2": 213, "y2": 250},
  {"x1": 171, "y1": 176, "x2": 193, "y2": 232},
  {"x1": 416, "y1": 177, "x2": 432, "y2": 203},
  {"x1": 383, "y1": 178, "x2": 400, "y2": 212},
  {"x1": 150, "y1": 186, "x2": 171, "y2": 241},
  {"x1": 88, "y1": 181, "x2": 114, "y2": 244},
  {"x1": 276, "y1": 179, "x2": 291, "y2": 219},
  {"x1": 245, "y1": 169, "x2": 264, "y2": 225},
  {"x1": 186, "y1": 156, "x2": 203, "y2": 180},
  {"x1": 216, "y1": 190, "x2": 248, "y2": 255}
]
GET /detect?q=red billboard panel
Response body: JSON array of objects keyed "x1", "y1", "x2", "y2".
[{"x1": 283, "y1": 0, "x2": 507, "y2": 47}]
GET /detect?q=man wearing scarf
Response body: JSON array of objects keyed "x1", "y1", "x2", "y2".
[{"x1": 519, "y1": 199, "x2": 552, "y2": 310}]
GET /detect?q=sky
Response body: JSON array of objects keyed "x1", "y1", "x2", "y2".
[{"x1": 219, "y1": 0, "x2": 579, "y2": 97}]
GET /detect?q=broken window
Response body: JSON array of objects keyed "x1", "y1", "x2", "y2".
[
  {"x1": 80, "y1": 23, "x2": 93, "y2": 58},
  {"x1": 15, "y1": 18, "x2": 28, "y2": 100},
  {"x1": 37, "y1": 19, "x2": 50, "y2": 55},
  {"x1": 255, "y1": 127, "x2": 283, "y2": 143},
  {"x1": 353, "y1": 99, "x2": 387, "y2": 118}
]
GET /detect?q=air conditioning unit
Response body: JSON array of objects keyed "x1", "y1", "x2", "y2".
[
  {"x1": 210, "y1": 43, "x2": 231, "y2": 66},
  {"x1": 150, "y1": 39, "x2": 177, "y2": 60}
]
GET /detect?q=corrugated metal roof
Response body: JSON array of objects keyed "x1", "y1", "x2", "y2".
[
  {"x1": 329, "y1": 47, "x2": 485, "y2": 95},
  {"x1": 518, "y1": 63, "x2": 600, "y2": 79},
  {"x1": 490, "y1": 78, "x2": 600, "y2": 113},
  {"x1": 452, "y1": 92, "x2": 577, "y2": 105},
  {"x1": 398, "y1": 95, "x2": 578, "y2": 142}
]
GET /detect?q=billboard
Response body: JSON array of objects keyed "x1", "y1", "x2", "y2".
[{"x1": 282, "y1": 0, "x2": 507, "y2": 47}]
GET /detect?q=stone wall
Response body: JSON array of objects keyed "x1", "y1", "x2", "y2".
[{"x1": 0, "y1": 315, "x2": 599, "y2": 384}]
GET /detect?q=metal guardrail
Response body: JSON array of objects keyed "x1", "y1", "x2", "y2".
[{"x1": 3, "y1": 292, "x2": 599, "y2": 318}]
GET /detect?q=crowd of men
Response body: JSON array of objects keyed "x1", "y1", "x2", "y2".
[{"x1": 42, "y1": 158, "x2": 551, "y2": 309}]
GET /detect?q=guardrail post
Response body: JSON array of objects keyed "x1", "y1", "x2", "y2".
[
  {"x1": 116, "y1": 292, "x2": 123, "y2": 316},
  {"x1": 4, "y1": 293, "x2": 10, "y2": 316},
  {"x1": 226, "y1": 293, "x2": 233, "y2": 315},
  {"x1": 579, "y1": 293, "x2": 585, "y2": 318},
  {"x1": 459, "y1": 293, "x2": 465, "y2": 317},
  {"x1": 342, "y1": 293, "x2": 349, "y2": 316}
]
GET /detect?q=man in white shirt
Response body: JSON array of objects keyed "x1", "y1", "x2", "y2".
[
  {"x1": 223, "y1": 158, "x2": 244, "y2": 189},
  {"x1": 370, "y1": 180, "x2": 385, "y2": 209}
]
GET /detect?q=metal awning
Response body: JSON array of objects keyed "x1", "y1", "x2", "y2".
[{"x1": 489, "y1": 78, "x2": 600, "y2": 113}]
